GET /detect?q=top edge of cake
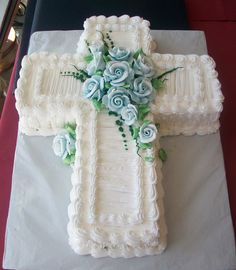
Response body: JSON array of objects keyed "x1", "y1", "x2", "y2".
[{"x1": 77, "y1": 15, "x2": 155, "y2": 56}]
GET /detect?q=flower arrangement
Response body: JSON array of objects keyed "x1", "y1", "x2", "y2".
[
  {"x1": 55, "y1": 32, "x2": 179, "y2": 165},
  {"x1": 52, "y1": 123, "x2": 76, "y2": 165}
]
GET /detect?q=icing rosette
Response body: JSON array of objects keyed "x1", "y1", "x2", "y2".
[
  {"x1": 130, "y1": 77, "x2": 154, "y2": 104},
  {"x1": 52, "y1": 123, "x2": 76, "y2": 165},
  {"x1": 133, "y1": 54, "x2": 156, "y2": 78},
  {"x1": 108, "y1": 47, "x2": 131, "y2": 62},
  {"x1": 102, "y1": 87, "x2": 130, "y2": 114},
  {"x1": 82, "y1": 75, "x2": 105, "y2": 100},
  {"x1": 139, "y1": 122, "x2": 158, "y2": 143},
  {"x1": 121, "y1": 104, "x2": 138, "y2": 125},
  {"x1": 86, "y1": 52, "x2": 105, "y2": 76},
  {"x1": 89, "y1": 41, "x2": 104, "y2": 54},
  {"x1": 104, "y1": 61, "x2": 134, "y2": 87},
  {"x1": 52, "y1": 132, "x2": 76, "y2": 159}
]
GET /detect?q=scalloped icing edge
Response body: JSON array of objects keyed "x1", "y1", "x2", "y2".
[
  {"x1": 76, "y1": 15, "x2": 154, "y2": 56},
  {"x1": 67, "y1": 112, "x2": 167, "y2": 258},
  {"x1": 15, "y1": 52, "x2": 93, "y2": 136},
  {"x1": 84, "y1": 15, "x2": 151, "y2": 28},
  {"x1": 151, "y1": 53, "x2": 224, "y2": 114}
]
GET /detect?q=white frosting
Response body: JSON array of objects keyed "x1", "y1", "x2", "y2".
[
  {"x1": 77, "y1": 15, "x2": 154, "y2": 56},
  {"x1": 151, "y1": 53, "x2": 224, "y2": 135},
  {"x1": 15, "y1": 52, "x2": 223, "y2": 137},
  {"x1": 15, "y1": 52, "x2": 88, "y2": 136},
  {"x1": 14, "y1": 17, "x2": 224, "y2": 257},
  {"x1": 67, "y1": 110, "x2": 166, "y2": 257}
]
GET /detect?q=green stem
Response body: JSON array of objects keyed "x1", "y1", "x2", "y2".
[
  {"x1": 157, "y1": 67, "x2": 183, "y2": 80},
  {"x1": 85, "y1": 40, "x2": 92, "y2": 53},
  {"x1": 136, "y1": 140, "x2": 142, "y2": 159},
  {"x1": 96, "y1": 30, "x2": 109, "y2": 48},
  {"x1": 71, "y1": 65, "x2": 80, "y2": 72}
]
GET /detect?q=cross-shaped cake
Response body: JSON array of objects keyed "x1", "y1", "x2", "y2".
[{"x1": 15, "y1": 15, "x2": 223, "y2": 258}]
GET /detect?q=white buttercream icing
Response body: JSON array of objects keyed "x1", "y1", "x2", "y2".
[
  {"x1": 151, "y1": 53, "x2": 223, "y2": 135},
  {"x1": 67, "y1": 110, "x2": 166, "y2": 257},
  {"x1": 15, "y1": 52, "x2": 223, "y2": 137},
  {"x1": 77, "y1": 15, "x2": 154, "y2": 57}
]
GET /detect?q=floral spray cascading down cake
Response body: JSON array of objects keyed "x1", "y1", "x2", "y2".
[
  {"x1": 53, "y1": 32, "x2": 178, "y2": 165},
  {"x1": 51, "y1": 28, "x2": 180, "y2": 258}
]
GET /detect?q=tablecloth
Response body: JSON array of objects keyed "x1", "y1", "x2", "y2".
[{"x1": 3, "y1": 30, "x2": 236, "y2": 270}]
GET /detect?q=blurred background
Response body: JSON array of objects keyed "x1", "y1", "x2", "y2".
[{"x1": 0, "y1": 0, "x2": 27, "y2": 114}]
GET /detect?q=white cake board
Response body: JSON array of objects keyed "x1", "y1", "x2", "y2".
[{"x1": 3, "y1": 30, "x2": 236, "y2": 270}]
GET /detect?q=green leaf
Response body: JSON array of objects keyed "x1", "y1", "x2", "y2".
[
  {"x1": 123, "y1": 84, "x2": 131, "y2": 89},
  {"x1": 79, "y1": 69, "x2": 89, "y2": 78},
  {"x1": 158, "y1": 148, "x2": 167, "y2": 162},
  {"x1": 63, "y1": 156, "x2": 71, "y2": 165},
  {"x1": 104, "y1": 45, "x2": 109, "y2": 55},
  {"x1": 133, "y1": 48, "x2": 144, "y2": 60},
  {"x1": 103, "y1": 55, "x2": 110, "y2": 63},
  {"x1": 92, "y1": 99, "x2": 104, "y2": 111},
  {"x1": 70, "y1": 154, "x2": 75, "y2": 163},
  {"x1": 95, "y1": 70, "x2": 103, "y2": 76},
  {"x1": 108, "y1": 111, "x2": 118, "y2": 117},
  {"x1": 143, "y1": 119, "x2": 152, "y2": 125},
  {"x1": 63, "y1": 154, "x2": 75, "y2": 165},
  {"x1": 139, "y1": 142, "x2": 152, "y2": 150},
  {"x1": 151, "y1": 78, "x2": 165, "y2": 90},
  {"x1": 155, "y1": 123, "x2": 160, "y2": 130},
  {"x1": 144, "y1": 156, "x2": 155, "y2": 162},
  {"x1": 138, "y1": 104, "x2": 150, "y2": 121},
  {"x1": 105, "y1": 82, "x2": 111, "y2": 89},
  {"x1": 70, "y1": 148, "x2": 76, "y2": 155},
  {"x1": 157, "y1": 67, "x2": 183, "y2": 80},
  {"x1": 64, "y1": 123, "x2": 76, "y2": 139},
  {"x1": 84, "y1": 54, "x2": 93, "y2": 63},
  {"x1": 64, "y1": 122, "x2": 76, "y2": 130},
  {"x1": 131, "y1": 126, "x2": 140, "y2": 139}
]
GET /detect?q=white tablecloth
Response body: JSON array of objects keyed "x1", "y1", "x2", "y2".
[{"x1": 3, "y1": 30, "x2": 236, "y2": 270}]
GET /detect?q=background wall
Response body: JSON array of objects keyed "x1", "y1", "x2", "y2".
[{"x1": 185, "y1": 0, "x2": 236, "y2": 236}]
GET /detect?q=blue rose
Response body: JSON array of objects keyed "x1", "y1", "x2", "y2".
[
  {"x1": 104, "y1": 61, "x2": 134, "y2": 87},
  {"x1": 102, "y1": 87, "x2": 130, "y2": 114},
  {"x1": 82, "y1": 75, "x2": 105, "y2": 100},
  {"x1": 121, "y1": 104, "x2": 138, "y2": 125},
  {"x1": 139, "y1": 122, "x2": 157, "y2": 143},
  {"x1": 89, "y1": 42, "x2": 104, "y2": 54},
  {"x1": 52, "y1": 133, "x2": 76, "y2": 159},
  {"x1": 86, "y1": 52, "x2": 105, "y2": 76},
  {"x1": 108, "y1": 47, "x2": 131, "y2": 61},
  {"x1": 130, "y1": 77, "x2": 154, "y2": 104},
  {"x1": 133, "y1": 54, "x2": 156, "y2": 78}
]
